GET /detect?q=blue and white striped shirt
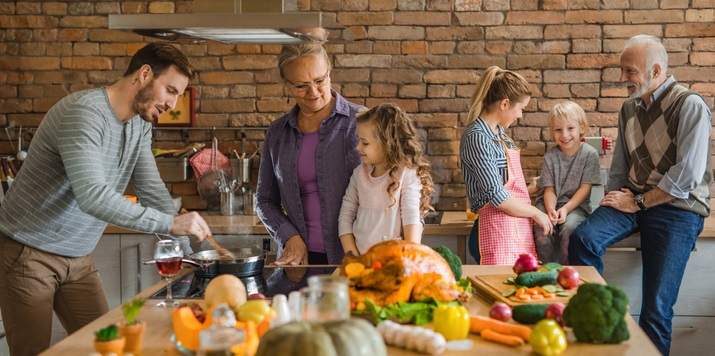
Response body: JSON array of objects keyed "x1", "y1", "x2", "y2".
[{"x1": 460, "y1": 117, "x2": 517, "y2": 212}]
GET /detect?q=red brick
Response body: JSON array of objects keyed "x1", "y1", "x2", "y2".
[
  {"x1": 373, "y1": 41, "x2": 402, "y2": 54},
  {"x1": 506, "y1": 11, "x2": 563, "y2": 25},
  {"x1": 67, "y1": 2, "x2": 93, "y2": 15},
  {"x1": 603, "y1": 25, "x2": 663, "y2": 38},
  {"x1": 692, "y1": 0, "x2": 715, "y2": 8},
  {"x1": 512, "y1": 0, "x2": 539, "y2": 10},
  {"x1": 395, "y1": 12, "x2": 451, "y2": 25},
  {"x1": 400, "y1": 41, "x2": 427, "y2": 55},
  {"x1": 543, "y1": 84, "x2": 570, "y2": 98},
  {"x1": 691, "y1": 83, "x2": 715, "y2": 96},
  {"x1": 370, "y1": 0, "x2": 397, "y2": 11},
  {"x1": 191, "y1": 57, "x2": 222, "y2": 71},
  {"x1": 454, "y1": 12, "x2": 504, "y2": 26},
  {"x1": 449, "y1": 55, "x2": 505, "y2": 69},
  {"x1": 399, "y1": 84, "x2": 426, "y2": 98},
  {"x1": 373, "y1": 69, "x2": 423, "y2": 83},
  {"x1": 693, "y1": 38, "x2": 715, "y2": 51},
  {"x1": 484, "y1": 0, "x2": 509, "y2": 11},
  {"x1": 568, "y1": 0, "x2": 600, "y2": 9},
  {"x1": 669, "y1": 52, "x2": 689, "y2": 66},
  {"x1": 335, "y1": 54, "x2": 391, "y2": 68},
  {"x1": 661, "y1": 0, "x2": 689, "y2": 8},
  {"x1": 567, "y1": 53, "x2": 620, "y2": 68},
  {"x1": 603, "y1": 39, "x2": 627, "y2": 53},
  {"x1": 0, "y1": 15, "x2": 59, "y2": 28},
  {"x1": 512, "y1": 127, "x2": 543, "y2": 141},
  {"x1": 223, "y1": 55, "x2": 277, "y2": 70},
  {"x1": 147, "y1": 1, "x2": 174, "y2": 13},
  {"x1": 544, "y1": 69, "x2": 601, "y2": 83},
  {"x1": 427, "y1": 141, "x2": 460, "y2": 155},
  {"x1": 73, "y1": 42, "x2": 99, "y2": 56},
  {"x1": 486, "y1": 26, "x2": 542, "y2": 40},
  {"x1": 18, "y1": 42, "x2": 43, "y2": 56},
  {"x1": 0, "y1": 3, "x2": 14, "y2": 14},
  {"x1": 455, "y1": 41, "x2": 485, "y2": 54},
  {"x1": 345, "y1": 41, "x2": 372, "y2": 54},
  {"x1": 229, "y1": 85, "x2": 257, "y2": 98},
  {"x1": 0, "y1": 56, "x2": 58, "y2": 70},
  {"x1": 332, "y1": 69, "x2": 371, "y2": 83},
  {"x1": 233, "y1": 45, "x2": 261, "y2": 54},
  {"x1": 685, "y1": 9, "x2": 714, "y2": 22},
  {"x1": 625, "y1": 10, "x2": 684, "y2": 23},
  {"x1": 95, "y1": 2, "x2": 121, "y2": 14},
  {"x1": 631, "y1": 0, "x2": 659, "y2": 9},
  {"x1": 426, "y1": 27, "x2": 484, "y2": 41},
  {"x1": 544, "y1": 25, "x2": 601, "y2": 39},
  {"x1": 339, "y1": 0, "x2": 367, "y2": 10},
  {"x1": 89, "y1": 29, "x2": 141, "y2": 42},
  {"x1": 601, "y1": 83, "x2": 628, "y2": 97},
  {"x1": 572, "y1": 83, "x2": 600, "y2": 98},
  {"x1": 346, "y1": 26, "x2": 368, "y2": 40},
  {"x1": 257, "y1": 98, "x2": 292, "y2": 113},
  {"x1": 691, "y1": 52, "x2": 715, "y2": 66},
  {"x1": 397, "y1": 0, "x2": 426, "y2": 11},
  {"x1": 17, "y1": 2, "x2": 41, "y2": 14},
  {"x1": 229, "y1": 113, "x2": 276, "y2": 127},
  {"x1": 337, "y1": 11, "x2": 393, "y2": 25},
  {"x1": 205, "y1": 43, "x2": 234, "y2": 56},
  {"x1": 368, "y1": 26, "x2": 425, "y2": 40},
  {"x1": 394, "y1": 55, "x2": 447, "y2": 68},
  {"x1": 0, "y1": 85, "x2": 18, "y2": 98},
  {"x1": 666, "y1": 23, "x2": 715, "y2": 37},
  {"x1": 597, "y1": 98, "x2": 625, "y2": 112},
  {"x1": 43, "y1": 3, "x2": 67, "y2": 15},
  {"x1": 588, "y1": 113, "x2": 619, "y2": 127},
  {"x1": 508, "y1": 55, "x2": 565, "y2": 69},
  {"x1": 365, "y1": 98, "x2": 418, "y2": 112},
  {"x1": 203, "y1": 99, "x2": 255, "y2": 113},
  {"x1": 485, "y1": 41, "x2": 512, "y2": 54},
  {"x1": 542, "y1": 0, "x2": 567, "y2": 10},
  {"x1": 200, "y1": 72, "x2": 254, "y2": 85},
  {"x1": 59, "y1": 16, "x2": 107, "y2": 28},
  {"x1": 565, "y1": 10, "x2": 623, "y2": 24},
  {"x1": 341, "y1": 83, "x2": 369, "y2": 97},
  {"x1": 6, "y1": 113, "x2": 44, "y2": 127},
  {"x1": 60, "y1": 57, "x2": 111, "y2": 70},
  {"x1": 425, "y1": 70, "x2": 479, "y2": 84},
  {"x1": 0, "y1": 99, "x2": 33, "y2": 114},
  {"x1": 412, "y1": 113, "x2": 458, "y2": 128},
  {"x1": 572, "y1": 39, "x2": 602, "y2": 53},
  {"x1": 418, "y1": 98, "x2": 471, "y2": 112},
  {"x1": 427, "y1": 84, "x2": 456, "y2": 98},
  {"x1": 369, "y1": 84, "x2": 397, "y2": 97}
]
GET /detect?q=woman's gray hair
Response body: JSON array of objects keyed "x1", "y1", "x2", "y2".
[
  {"x1": 624, "y1": 35, "x2": 668, "y2": 75},
  {"x1": 277, "y1": 43, "x2": 331, "y2": 79}
]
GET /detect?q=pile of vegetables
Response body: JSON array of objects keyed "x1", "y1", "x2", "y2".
[
  {"x1": 363, "y1": 298, "x2": 460, "y2": 326},
  {"x1": 563, "y1": 283, "x2": 630, "y2": 344}
]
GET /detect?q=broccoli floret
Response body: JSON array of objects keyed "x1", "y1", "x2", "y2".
[
  {"x1": 432, "y1": 246, "x2": 462, "y2": 280},
  {"x1": 563, "y1": 283, "x2": 630, "y2": 344}
]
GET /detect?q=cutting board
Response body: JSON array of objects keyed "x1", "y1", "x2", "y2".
[{"x1": 469, "y1": 274, "x2": 585, "y2": 307}]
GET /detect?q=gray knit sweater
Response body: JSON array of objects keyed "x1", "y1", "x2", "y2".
[{"x1": 0, "y1": 88, "x2": 176, "y2": 257}]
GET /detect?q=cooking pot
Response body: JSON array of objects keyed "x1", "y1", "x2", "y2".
[{"x1": 145, "y1": 247, "x2": 266, "y2": 278}]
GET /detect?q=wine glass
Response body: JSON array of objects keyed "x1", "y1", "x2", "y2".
[{"x1": 154, "y1": 239, "x2": 183, "y2": 307}]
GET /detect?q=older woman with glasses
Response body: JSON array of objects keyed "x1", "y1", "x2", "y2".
[{"x1": 256, "y1": 43, "x2": 363, "y2": 265}]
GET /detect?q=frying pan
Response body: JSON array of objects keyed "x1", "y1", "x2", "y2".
[{"x1": 146, "y1": 247, "x2": 266, "y2": 278}]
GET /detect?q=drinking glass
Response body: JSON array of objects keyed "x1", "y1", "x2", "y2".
[
  {"x1": 301, "y1": 275, "x2": 350, "y2": 322},
  {"x1": 154, "y1": 239, "x2": 183, "y2": 307}
]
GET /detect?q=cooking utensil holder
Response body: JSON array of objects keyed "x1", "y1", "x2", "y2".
[
  {"x1": 243, "y1": 189, "x2": 257, "y2": 215},
  {"x1": 220, "y1": 191, "x2": 241, "y2": 216},
  {"x1": 231, "y1": 158, "x2": 253, "y2": 184}
]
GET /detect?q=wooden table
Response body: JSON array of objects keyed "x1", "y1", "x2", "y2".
[{"x1": 41, "y1": 265, "x2": 659, "y2": 356}]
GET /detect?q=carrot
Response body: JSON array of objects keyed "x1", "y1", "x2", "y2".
[
  {"x1": 544, "y1": 293, "x2": 556, "y2": 298},
  {"x1": 531, "y1": 294, "x2": 544, "y2": 300},
  {"x1": 515, "y1": 288, "x2": 526, "y2": 297},
  {"x1": 527, "y1": 287, "x2": 540, "y2": 295},
  {"x1": 518, "y1": 294, "x2": 531, "y2": 300},
  {"x1": 469, "y1": 315, "x2": 532, "y2": 341},
  {"x1": 480, "y1": 328, "x2": 525, "y2": 347}
]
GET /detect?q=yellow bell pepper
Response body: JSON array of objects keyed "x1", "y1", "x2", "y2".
[
  {"x1": 530, "y1": 319, "x2": 568, "y2": 355},
  {"x1": 432, "y1": 305, "x2": 470, "y2": 341}
]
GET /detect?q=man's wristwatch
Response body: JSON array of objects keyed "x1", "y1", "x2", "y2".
[{"x1": 634, "y1": 193, "x2": 647, "y2": 211}]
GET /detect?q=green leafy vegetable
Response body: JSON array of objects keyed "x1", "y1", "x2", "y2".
[
  {"x1": 432, "y1": 246, "x2": 462, "y2": 280},
  {"x1": 563, "y1": 283, "x2": 630, "y2": 344},
  {"x1": 121, "y1": 298, "x2": 145, "y2": 325},
  {"x1": 363, "y1": 298, "x2": 460, "y2": 325}
]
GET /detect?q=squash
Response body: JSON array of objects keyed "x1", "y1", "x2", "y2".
[
  {"x1": 172, "y1": 306, "x2": 210, "y2": 351},
  {"x1": 256, "y1": 318, "x2": 387, "y2": 356},
  {"x1": 204, "y1": 274, "x2": 247, "y2": 312}
]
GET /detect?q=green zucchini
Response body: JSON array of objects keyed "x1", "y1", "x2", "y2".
[
  {"x1": 515, "y1": 271, "x2": 559, "y2": 287},
  {"x1": 512, "y1": 304, "x2": 550, "y2": 324}
]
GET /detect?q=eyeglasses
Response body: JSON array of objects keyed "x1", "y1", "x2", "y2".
[{"x1": 285, "y1": 70, "x2": 331, "y2": 94}]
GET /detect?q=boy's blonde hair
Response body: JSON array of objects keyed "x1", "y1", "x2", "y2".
[
  {"x1": 548, "y1": 101, "x2": 588, "y2": 139},
  {"x1": 356, "y1": 103, "x2": 434, "y2": 215}
]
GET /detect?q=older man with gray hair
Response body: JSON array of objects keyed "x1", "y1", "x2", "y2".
[{"x1": 569, "y1": 35, "x2": 712, "y2": 355}]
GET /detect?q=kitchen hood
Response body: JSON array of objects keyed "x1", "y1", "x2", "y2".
[{"x1": 108, "y1": 0, "x2": 350, "y2": 44}]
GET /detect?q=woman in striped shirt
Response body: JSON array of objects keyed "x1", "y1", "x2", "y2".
[{"x1": 460, "y1": 66, "x2": 553, "y2": 265}]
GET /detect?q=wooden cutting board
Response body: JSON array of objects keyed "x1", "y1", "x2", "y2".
[{"x1": 469, "y1": 274, "x2": 586, "y2": 307}]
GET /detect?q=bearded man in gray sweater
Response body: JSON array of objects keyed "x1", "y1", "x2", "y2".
[{"x1": 0, "y1": 43, "x2": 212, "y2": 356}]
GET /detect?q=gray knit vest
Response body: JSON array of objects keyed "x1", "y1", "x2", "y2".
[{"x1": 621, "y1": 81, "x2": 712, "y2": 217}]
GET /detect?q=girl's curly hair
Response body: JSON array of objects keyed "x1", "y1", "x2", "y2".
[{"x1": 356, "y1": 103, "x2": 434, "y2": 215}]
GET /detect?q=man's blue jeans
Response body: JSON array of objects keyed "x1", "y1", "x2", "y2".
[{"x1": 569, "y1": 205, "x2": 703, "y2": 356}]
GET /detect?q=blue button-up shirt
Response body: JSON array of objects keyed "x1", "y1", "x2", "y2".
[{"x1": 256, "y1": 91, "x2": 362, "y2": 264}]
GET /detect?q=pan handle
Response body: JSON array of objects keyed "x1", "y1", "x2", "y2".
[{"x1": 142, "y1": 259, "x2": 202, "y2": 268}]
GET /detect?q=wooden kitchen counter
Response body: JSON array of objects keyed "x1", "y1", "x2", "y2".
[{"x1": 41, "y1": 265, "x2": 659, "y2": 356}]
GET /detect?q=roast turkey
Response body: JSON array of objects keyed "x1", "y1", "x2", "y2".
[{"x1": 340, "y1": 240, "x2": 470, "y2": 306}]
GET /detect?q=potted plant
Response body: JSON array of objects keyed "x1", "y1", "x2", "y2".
[
  {"x1": 93, "y1": 324, "x2": 125, "y2": 355},
  {"x1": 119, "y1": 298, "x2": 146, "y2": 354}
]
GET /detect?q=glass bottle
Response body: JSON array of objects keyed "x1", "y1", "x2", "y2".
[{"x1": 198, "y1": 304, "x2": 245, "y2": 356}]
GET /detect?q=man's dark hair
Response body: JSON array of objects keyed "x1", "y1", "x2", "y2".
[{"x1": 123, "y1": 42, "x2": 195, "y2": 79}]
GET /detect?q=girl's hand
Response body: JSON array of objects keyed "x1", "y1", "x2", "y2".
[
  {"x1": 546, "y1": 209, "x2": 559, "y2": 224},
  {"x1": 555, "y1": 207, "x2": 568, "y2": 224},
  {"x1": 273, "y1": 235, "x2": 308, "y2": 266},
  {"x1": 533, "y1": 211, "x2": 553, "y2": 235}
]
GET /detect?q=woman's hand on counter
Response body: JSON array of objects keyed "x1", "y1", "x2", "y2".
[
  {"x1": 273, "y1": 235, "x2": 308, "y2": 266},
  {"x1": 170, "y1": 211, "x2": 212, "y2": 241}
]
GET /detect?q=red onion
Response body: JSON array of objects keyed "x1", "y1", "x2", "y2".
[
  {"x1": 489, "y1": 302, "x2": 513, "y2": 322},
  {"x1": 544, "y1": 303, "x2": 566, "y2": 327},
  {"x1": 557, "y1": 267, "x2": 580, "y2": 290},
  {"x1": 513, "y1": 253, "x2": 539, "y2": 275}
]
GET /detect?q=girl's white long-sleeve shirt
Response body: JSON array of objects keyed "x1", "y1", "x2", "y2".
[{"x1": 338, "y1": 163, "x2": 422, "y2": 254}]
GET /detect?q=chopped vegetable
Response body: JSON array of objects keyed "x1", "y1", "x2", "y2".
[
  {"x1": 432, "y1": 245, "x2": 462, "y2": 279},
  {"x1": 480, "y1": 328, "x2": 525, "y2": 347},
  {"x1": 468, "y1": 315, "x2": 531, "y2": 341},
  {"x1": 363, "y1": 298, "x2": 459, "y2": 326},
  {"x1": 563, "y1": 283, "x2": 630, "y2": 344},
  {"x1": 432, "y1": 305, "x2": 470, "y2": 341},
  {"x1": 530, "y1": 319, "x2": 568, "y2": 355}
]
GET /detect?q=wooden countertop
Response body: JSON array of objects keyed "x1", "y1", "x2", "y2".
[{"x1": 41, "y1": 265, "x2": 659, "y2": 356}]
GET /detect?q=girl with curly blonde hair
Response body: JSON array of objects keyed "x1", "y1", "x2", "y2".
[{"x1": 338, "y1": 103, "x2": 434, "y2": 255}]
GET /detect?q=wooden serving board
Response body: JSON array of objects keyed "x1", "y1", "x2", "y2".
[{"x1": 468, "y1": 274, "x2": 585, "y2": 307}]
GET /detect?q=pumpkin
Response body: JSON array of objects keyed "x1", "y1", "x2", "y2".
[
  {"x1": 204, "y1": 274, "x2": 247, "y2": 312},
  {"x1": 172, "y1": 306, "x2": 210, "y2": 351},
  {"x1": 256, "y1": 318, "x2": 387, "y2": 356}
]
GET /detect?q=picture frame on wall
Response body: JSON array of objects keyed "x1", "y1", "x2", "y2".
[{"x1": 155, "y1": 87, "x2": 195, "y2": 127}]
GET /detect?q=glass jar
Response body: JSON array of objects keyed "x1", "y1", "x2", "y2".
[{"x1": 301, "y1": 275, "x2": 350, "y2": 322}]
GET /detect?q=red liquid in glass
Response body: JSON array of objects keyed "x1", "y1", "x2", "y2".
[{"x1": 156, "y1": 257, "x2": 182, "y2": 277}]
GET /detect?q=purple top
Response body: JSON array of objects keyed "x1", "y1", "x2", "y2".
[
  {"x1": 256, "y1": 90, "x2": 363, "y2": 264},
  {"x1": 297, "y1": 131, "x2": 325, "y2": 253}
]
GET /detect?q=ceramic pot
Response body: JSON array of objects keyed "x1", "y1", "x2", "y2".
[
  {"x1": 93, "y1": 336, "x2": 125, "y2": 355},
  {"x1": 120, "y1": 321, "x2": 145, "y2": 354}
]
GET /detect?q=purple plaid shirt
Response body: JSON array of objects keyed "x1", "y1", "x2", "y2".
[{"x1": 256, "y1": 91, "x2": 362, "y2": 264}]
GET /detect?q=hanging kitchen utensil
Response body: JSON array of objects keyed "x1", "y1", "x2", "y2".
[{"x1": 196, "y1": 137, "x2": 230, "y2": 210}]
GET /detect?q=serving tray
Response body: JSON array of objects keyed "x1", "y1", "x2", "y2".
[{"x1": 468, "y1": 274, "x2": 588, "y2": 307}]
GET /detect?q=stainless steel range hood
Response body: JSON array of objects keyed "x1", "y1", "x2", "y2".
[{"x1": 109, "y1": 0, "x2": 349, "y2": 44}]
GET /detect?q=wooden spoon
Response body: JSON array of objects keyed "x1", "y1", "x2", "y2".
[{"x1": 205, "y1": 234, "x2": 235, "y2": 259}]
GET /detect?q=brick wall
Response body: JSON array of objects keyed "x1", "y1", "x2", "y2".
[{"x1": 1, "y1": 0, "x2": 713, "y2": 210}]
